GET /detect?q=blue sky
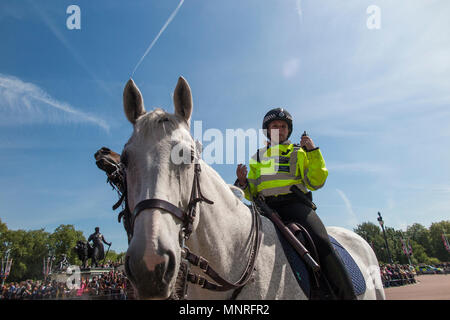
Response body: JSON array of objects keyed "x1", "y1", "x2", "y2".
[{"x1": 1, "y1": 0, "x2": 449, "y2": 253}]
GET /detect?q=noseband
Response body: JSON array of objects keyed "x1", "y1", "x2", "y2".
[
  {"x1": 131, "y1": 163, "x2": 213, "y2": 243},
  {"x1": 107, "y1": 154, "x2": 262, "y2": 300}
]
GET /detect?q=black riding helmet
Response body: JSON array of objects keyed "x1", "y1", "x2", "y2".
[{"x1": 262, "y1": 108, "x2": 293, "y2": 140}]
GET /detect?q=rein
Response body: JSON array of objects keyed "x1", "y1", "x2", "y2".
[{"x1": 106, "y1": 156, "x2": 262, "y2": 300}]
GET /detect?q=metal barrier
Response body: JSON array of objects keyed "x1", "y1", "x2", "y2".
[{"x1": 382, "y1": 276, "x2": 416, "y2": 288}]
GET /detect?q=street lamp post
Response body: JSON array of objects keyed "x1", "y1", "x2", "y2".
[{"x1": 377, "y1": 212, "x2": 393, "y2": 264}]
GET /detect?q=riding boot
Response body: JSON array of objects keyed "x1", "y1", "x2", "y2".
[{"x1": 321, "y1": 253, "x2": 357, "y2": 300}]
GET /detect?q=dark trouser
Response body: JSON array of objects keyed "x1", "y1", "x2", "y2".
[{"x1": 266, "y1": 197, "x2": 357, "y2": 300}]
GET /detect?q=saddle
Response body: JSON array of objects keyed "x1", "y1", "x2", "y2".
[
  {"x1": 254, "y1": 197, "x2": 366, "y2": 299},
  {"x1": 253, "y1": 198, "x2": 325, "y2": 298}
]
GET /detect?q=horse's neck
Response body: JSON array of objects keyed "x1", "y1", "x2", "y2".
[{"x1": 186, "y1": 162, "x2": 254, "y2": 298}]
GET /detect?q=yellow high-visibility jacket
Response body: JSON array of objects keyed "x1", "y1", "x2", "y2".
[{"x1": 242, "y1": 141, "x2": 328, "y2": 201}]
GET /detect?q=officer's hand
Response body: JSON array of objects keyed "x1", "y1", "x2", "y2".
[
  {"x1": 236, "y1": 164, "x2": 248, "y2": 186},
  {"x1": 300, "y1": 135, "x2": 316, "y2": 151}
]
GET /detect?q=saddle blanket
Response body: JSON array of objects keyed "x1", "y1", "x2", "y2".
[{"x1": 276, "y1": 229, "x2": 366, "y2": 298}]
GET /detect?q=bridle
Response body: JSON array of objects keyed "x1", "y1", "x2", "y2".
[{"x1": 106, "y1": 145, "x2": 262, "y2": 300}]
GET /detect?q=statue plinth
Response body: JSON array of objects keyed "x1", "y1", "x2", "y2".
[
  {"x1": 79, "y1": 267, "x2": 115, "y2": 279},
  {"x1": 49, "y1": 266, "x2": 116, "y2": 283}
]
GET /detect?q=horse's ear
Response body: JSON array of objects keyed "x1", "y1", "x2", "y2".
[
  {"x1": 123, "y1": 79, "x2": 146, "y2": 124},
  {"x1": 173, "y1": 76, "x2": 193, "y2": 125}
]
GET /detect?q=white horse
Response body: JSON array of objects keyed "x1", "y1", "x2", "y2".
[{"x1": 121, "y1": 77, "x2": 386, "y2": 300}]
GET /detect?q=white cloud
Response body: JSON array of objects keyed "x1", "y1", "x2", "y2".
[
  {"x1": 336, "y1": 188, "x2": 359, "y2": 227},
  {"x1": 0, "y1": 73, "x2": 109, "y2": 131},
  {"x1": 289, "y1": 1, "x2": 450, "y2": 146}
]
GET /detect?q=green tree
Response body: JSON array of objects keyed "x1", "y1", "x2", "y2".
[
  {"x1": 406, "y1": 223, "x2": 432, "y2": 257},
  {"x1": 49, "y1": 224, "x2": 86, "y2": 266},
  {"x1": 429, "y1": 220, "x2": 450, "y2": 262},
  {"x1": 7, "y1": 229, "x2": 32, "y2": 281},
  {"x1": 353, "y1": 222, "x2": 387, "y2": 262},
  {"x1": 104, "y1": 250, "x2": 126, "y2": 264},
  {"x1": 0, "y1": 218, "x2": 10, "y2": 256},
  {"x1": 384, "y1": 227, "x2": 404, "y2": 264},
  {"x1": 3, "y1": 228, "x2": 52, "y2": 281},
  {"x1": 1, "y1": 223, "x2": 87, "y2": 282},
  {"x1": 24, "y1": 229, "x2": 52, "y2": 280},
  {"x1": 407, "y1": 239, "x2": 432, "y2": 264}
]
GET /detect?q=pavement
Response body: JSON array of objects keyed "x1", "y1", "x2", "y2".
[{"x1": 384, "y1": 274, "x2": 450, "y2": 300}]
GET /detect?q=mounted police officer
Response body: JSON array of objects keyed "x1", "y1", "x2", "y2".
[
  {"x1": 88, "y1": 227, "x2": 112, "y2": 267},
  {"x1": 235, "y1": 108, "x2": 356, "y2": 300}
]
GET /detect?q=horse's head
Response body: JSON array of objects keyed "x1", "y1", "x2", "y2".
[
  {"x1": 95, "y1": 147, "x2": 121, "y2": 175},
  {"x1": 122, "y1": 77, "x2": 198, "y2": 299}
]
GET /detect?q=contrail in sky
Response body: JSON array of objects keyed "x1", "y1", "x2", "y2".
[
  {"x1": 0, "y1": 73, "x2": 109, "y2": 131},
  {"x1": 336, "y1": 189, "x2": 359, "y2": 227},
  {"x1": 131, "y1": 0, "x2": 185, "y2": 77},
  {"x1": 27, "y1": 0, "x2": 113, "y2": 98},
  {"x1": 296, "y1": 0, "x2": 303, "y2": 21}
]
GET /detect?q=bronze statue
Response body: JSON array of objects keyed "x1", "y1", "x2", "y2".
[
  {"x1": 87, "y1": 227, "x2": 112, "y2": 267},
  {"x1": 74, "y1": 240, "x2": 92, "y2": 269}
]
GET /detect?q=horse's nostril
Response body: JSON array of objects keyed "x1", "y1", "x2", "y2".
[{"x1": 166, "y1": 251, "x2": 176, "y2": 280}]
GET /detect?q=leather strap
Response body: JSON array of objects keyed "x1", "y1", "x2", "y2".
[
  {"x1": 181, "y1": 201, "x2": 262, "y2": 295},
  {"x1": 108, "y1": 155, "x2": 260, "y2": 298},
  {"x1": 133, "y1": 199, "x2": 186, "y2": 223}
]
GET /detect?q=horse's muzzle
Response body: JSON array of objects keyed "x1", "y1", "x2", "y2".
[{"x1": 125, "y1": 246, "x2": 177, "y2": 299}]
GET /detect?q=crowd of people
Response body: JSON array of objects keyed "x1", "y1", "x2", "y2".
[
  {"x1": 1, "y1": 269, "x2": 133, "y2": 300},
  {"x1": 379, "y1": 264, "x2": 417, "y2": 288},
  {"x1": 380, "y1": 263, "x2": 450, "y2": 288},
  {"x1": 2, "y1": 261, "x2": 449, "y2": 299}
]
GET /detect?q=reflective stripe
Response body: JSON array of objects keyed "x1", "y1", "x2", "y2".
[
  {"x1": 259, "y1": 172, "x2": 297, "y2": 182},
  {"x1": 258, "y1": 178, "x2": 306, "y2": 191},
  {"x1": 303, "y1": 168, "x2": 325, "y2": 190},
  {"x1": 259, "y1": 183, "x2": 307, "y2": 197},
  {"x1": 289, "y1": 146, "x2": 300, "y2": 177},
  {"x1": 258, "y1": 156, "x2": 281, "y2": 164}
]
